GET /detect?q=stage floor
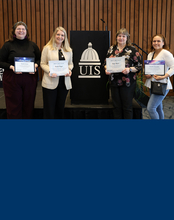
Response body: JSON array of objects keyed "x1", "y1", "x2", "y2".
[
  {"x1": 1, "y1": 82, "x2": 174, "y2": 119},
  {"x1": 0, "y1": 82, "x2": 141, "y2": 109},
  {"x1": 0, "y1": 82, "x2": 142, "y2": 119}
]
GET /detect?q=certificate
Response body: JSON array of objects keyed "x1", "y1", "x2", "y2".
[
  {"x1": 144, "y1": 60, "x2": 165, "y2": 75},
  {"x1": 49, "y1": 60, "x2": 69, "y2": 76},
  {"x1": 14, "y1": 57, "x2": 35, "y2": 73},
  {"x1": 106, "y1": 57, "x2": 125, "y2": 73}
]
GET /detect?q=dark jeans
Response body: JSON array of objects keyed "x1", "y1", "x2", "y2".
[
  {"x1": 42, "y1": 77, "x2": 68, "y2": 119},
  {"x1": 111, "y1": 81, "x2": 136, "y2": 119},
  {"x1": 3, "y1": 70, "x2": 37, "y2": 119}
]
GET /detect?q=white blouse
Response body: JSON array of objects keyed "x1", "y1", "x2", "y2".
[{"x1": 144, "y1": 49, "x2": 174, "y2": 90}]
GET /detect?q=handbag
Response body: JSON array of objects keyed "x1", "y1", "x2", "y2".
[{"x1": 151, "y1": 81, "x2": 167, "y2": 95}]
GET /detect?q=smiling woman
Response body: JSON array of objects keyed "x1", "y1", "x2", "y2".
[
  {"x1": 55, "y1": 30, "x2": 65, "y2": 47},
  {"x1": 0, "y1": 21, "x2": 41, "y2": 119},
  {"x1": 104, "y1": 28, "x2": 143, "y2": 119},
  {"x1": 144, "y1": 34, "x2": 174, "y2": 119},
  {"x1": 40, "y1": 26, "x2": 73, "y2": 119},
  {"x1": 14, "y1": 25, "x2": 27, "y2": 40}
]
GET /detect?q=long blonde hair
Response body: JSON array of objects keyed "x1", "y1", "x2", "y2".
[
  {"x1": 114, "y1": 28, "x2": 132, "y2": 46},
  {"x1": 46, "y1": 27, "x2": 71, "y2": 52}
]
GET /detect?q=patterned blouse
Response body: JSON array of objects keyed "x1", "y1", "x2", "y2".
[{"x1": 104, "y1": 45, "x2": 142, "y2": 87}]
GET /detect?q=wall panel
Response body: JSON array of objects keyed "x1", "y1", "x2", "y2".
[{"x1": 0, "y1": 0, "x2": 174, "y2": 95}]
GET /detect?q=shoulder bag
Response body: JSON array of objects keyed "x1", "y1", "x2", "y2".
[{"x1": 150, "y1": 52, "x2": 167, "y2": 96}]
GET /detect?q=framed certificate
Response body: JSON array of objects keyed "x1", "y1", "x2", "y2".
[
  {"x1": 49, "y1": 60, "x2": 69, "y2": 76},
  {"x1": 144, "y1": 60, "x2": 165, "y2": 75},
  {"x1": 106, "y1": 57, "x2": 125, "y2": 73},
  {"x1": 14, "y1": 57, "x2": 35, "y2": 73}
]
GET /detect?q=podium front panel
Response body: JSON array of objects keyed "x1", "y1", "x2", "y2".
[{"x1": 70, "y1": 31, "x2": 110, "y2": 104}]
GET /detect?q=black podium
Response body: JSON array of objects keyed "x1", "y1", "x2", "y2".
[{"x1": 70, "y1": 31, "x2": 110, "y2": 104}]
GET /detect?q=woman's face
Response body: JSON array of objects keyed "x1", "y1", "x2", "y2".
[
  {"x1": 117, "y1": 33, "x2": 127, "y2": 45},
  {"x1": 152, "y1": 36, "x2": 164, "y2": 50},
  {"x1": 15, "y1": 25, "x2": 27, "y2": 40},
  {"x1": 55, "y1": 30, "x2": 65, "y2": 46}
]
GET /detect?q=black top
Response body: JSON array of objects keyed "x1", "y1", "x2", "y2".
[
  {"x1": 58, "y1": 49, "x2": 66, "y2": 85},
  {"x1": 58, "y1": 49, "x2": 65, "y2": 61},
  {"x1": 0, "y1": 38, "x2": 41, "y2": 70},
  {"x1": 104, "y1": 45, "x2": 142, "y2": 87}
]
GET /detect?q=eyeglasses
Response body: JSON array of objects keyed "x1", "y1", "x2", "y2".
[{"x1": 16, "y1": 28, "x2": 26, "y2": 31}]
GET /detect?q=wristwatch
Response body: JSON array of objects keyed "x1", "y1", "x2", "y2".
[{"x1": 129, "y1": 68, "x2": 132, "y2": 72}]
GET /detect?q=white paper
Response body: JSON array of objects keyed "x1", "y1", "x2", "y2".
[
  {"x1": 106, "y1": 57, "x2": 125, "y2": 73},
  {"x1": 49, "y1": 60, "x2": 69, "y2": 76},
  {"x1": 15, "y1": 61, "x2": 35, "y2": 72},
  {"x1": 145, "y1": 65, "x2": 164, "y2": 75}
]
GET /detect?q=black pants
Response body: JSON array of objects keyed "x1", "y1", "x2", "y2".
[
  {"x1": 42, "y1": 77, "x2": 68, "y2": 119},
  {"x1": 111, "y1": 81, "x2": 136, "y2": 119}
]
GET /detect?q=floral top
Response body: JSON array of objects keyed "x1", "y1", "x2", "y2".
[{"x1": 104, "y1": 45, "x2": 142, "y2": 87}]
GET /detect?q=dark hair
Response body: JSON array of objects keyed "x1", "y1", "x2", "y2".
[
  {"x1": 150, "y1": 34, "x2": 169, "y2": 52},
  {"x1": 8, "y1": 21, "x2": 30, "y2": 41},
  {"x1": 114, "y1": 28, "x2": 132, "y2": 46}
]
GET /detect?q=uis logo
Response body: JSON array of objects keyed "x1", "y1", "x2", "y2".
[{"x1": 78, "y1": 42, "x2": 101, "y2": 78}]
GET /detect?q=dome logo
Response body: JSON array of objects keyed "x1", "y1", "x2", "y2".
[{"x1": 78, "y1": 42, "x2": 101, "y2": 78}]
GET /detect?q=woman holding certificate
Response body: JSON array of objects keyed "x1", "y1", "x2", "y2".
[
  {"x1": 104, "y1": 28, "x2": 142, "y2": 119},
  {"x1": 40, "y1": 27, "x2": 73, "y2": 119},
  {"x1": 0, "y1": 21, "x2": 41, "y2": 119},
  {"x1": 145, "y1": 34, "x2": 174, "y2": 119}
]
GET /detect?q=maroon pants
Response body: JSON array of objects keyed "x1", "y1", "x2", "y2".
[{"x1": 3, "y1": 70, "x2": 38, "y2": 119}]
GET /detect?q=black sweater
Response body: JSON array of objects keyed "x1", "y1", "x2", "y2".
[{"x1": 0, "y1": 38, "x2": 41, "y2": 70}]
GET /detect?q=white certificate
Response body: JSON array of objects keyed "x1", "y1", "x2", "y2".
[
  {"x1": 144, "y1": 60, "x2": 165, "y2": 75},
  {"x1": 14, "y1": 57, "x2": 35, "y2": 73},
  {"x1": 106, "y1": 57, "x2": 125, "y2": 73},
  {"x1": 49, "y1": 60, "x2": 69, "y2": 76}
]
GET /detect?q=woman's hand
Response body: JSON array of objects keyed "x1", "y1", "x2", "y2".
[
  {"x1": 105, "y1": 69, "x2": 111, "y2": 75},
  {"x1": 153, "y1": 73, "x2": 169, "y2": 80},
  {"x1": 9, "y1": 65, "x2": 15, "y2": 72},
  {"x1": 10, "y1": 65, "x2": 22, "y2": 74},
  {"x1": 49, "y1": 72, "x2": 57, "y2": 78},
  {"x1": 122, "y1": 68, "x2": 130, "y2": 75},
  {"x1": 145, "y1": 74, "x2": 152, "y2": 79},
  {"x1": 65, "y1": 70, "x2": 72, "y2": 77}
]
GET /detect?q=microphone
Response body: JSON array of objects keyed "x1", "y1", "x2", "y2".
[
  {"x1": 100, "y1": 19, "x2": 105, "y2": 23},
  {"x1": 132, "y1": 43, "x2": 148, "y2": 55},
  {"x1": 100, "y1": 19, "x2": 107, "y2": 31}
]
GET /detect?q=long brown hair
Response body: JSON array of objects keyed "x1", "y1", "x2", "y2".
[
  {"x1": 114, "y1": 28, "x2": 132, "y2": 46},
  {"x1": 150, "y1": 34, "x2": 169, "y2": 52},
  {"x1": 8, "y1": 21, "x2": 30, "y2": 41}
]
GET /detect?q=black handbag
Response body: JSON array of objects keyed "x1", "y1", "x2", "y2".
[{"x1": 151, "y1": 81, "x2": 167, "y2": 95}]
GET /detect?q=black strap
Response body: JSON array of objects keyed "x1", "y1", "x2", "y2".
[{"x1": 151, "y1": 52, "x2": 155, "y2": 60}]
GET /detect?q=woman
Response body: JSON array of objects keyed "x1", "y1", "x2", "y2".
[
  {"x1": 145, "y1": 34, "x2": 174, "y2": 119},
  {"x1": 104, "y1": 28, "x2": 142, "y2": 119},
  {"x1": 0, "y1": 21, "x2": 41, "y2": 119},
  {"x1": 40, "y1": 27, "x2": 73, "y2": 119}
]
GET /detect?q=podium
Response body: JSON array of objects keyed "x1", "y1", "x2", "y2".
[{"x1": 70, "y1": 31, "x2": 110, "y2": 104}]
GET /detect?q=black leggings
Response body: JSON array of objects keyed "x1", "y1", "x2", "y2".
[
  {"x1": 111, "y1": 81, "x2": 136, "y2": 119},
  {"x1": 42, "y1": 77, "x2": 68, "y2": 119}
]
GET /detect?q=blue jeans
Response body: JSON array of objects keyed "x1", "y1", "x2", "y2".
[{"x1": 147, "y1": 89, "x2": 169, "y2": 119}]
